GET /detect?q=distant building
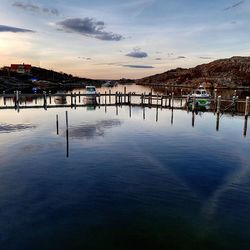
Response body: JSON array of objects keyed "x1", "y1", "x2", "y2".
[{"x1": 10, "y1": 64, "x2": 31, "y2": 74}]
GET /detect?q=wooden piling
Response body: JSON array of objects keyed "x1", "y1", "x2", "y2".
[
  {"x1": 192, "y1": 97, "x2": 196, "y2": 112},
  {"x1": 217, "y1": 96, "x2": 221, "y2": 115},
  {"x1": 3, "y1": 91, "x2": 6, "y2": 105},
  {"x1": 49, "y1": 90, "x2": 52, "y2": 104},
  {"x1": 245, "y1": 96, "x2": 249, "y2": 118},
  {"x1": 244, "y1": 116, "x2": 248, "y2": 137},
  {"x1": 171, "y1": 92, "x2": 174, "y2": 108},
  {"x1": 79, "y1": 91, "x2": 81, "y2": 103},
  {"x1": 56, "y1": 114, "x2": 59, "y2": 135},
  {"x1": 124, "y1": 87, "x2": 126, "y2": 103},
  {"x1": 70, "y1": 92, "x2": 73, "y2": 107},
  {"x1": 105, "y1": 91, "x2": 107, "y2": 105},
  {"x1": 115, "y1": 91, "x2": 118, "y2": 104},
  {"x1": 43, "y1": 91, "x2": 47, "y2": 110},
  {"x1": 109, "y1": 89, "x2": 111, "y2": 104},
  {"x1": 216, "y1": 113, "x2": 220, "y2": 131}
]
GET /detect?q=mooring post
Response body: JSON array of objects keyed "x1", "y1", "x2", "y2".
[
  {"x1": 168, "y1": 94, "x2": 171, "y2": 107},
  {"x1": 217, "y1": 96, "x2": 221, "y2": 115},
  {"x1": 43, "y1": 91, "x2": 47, "y2": 110},
  {"x1": 244, "y1": 116, "x2": 248, "y2": 137},
  {"x1": 15, "y1": 90, "x2": 19, "y2": 109},
  {"x1": 56, "y1": 114, "x2": 59, "y2": 135},
  {"x1": 115, "y1": 91, "x2": 118, "y2": 104},
  {"x1": 214, "y1": 89, "x2": 217, "y2": 107},
  {"x1": 3, "y1": 91, "x2": 6, "y2": 105},
  {"x1": 245, "y1": 96, "x2": 249, "y2": 118},
  {"x1": 171, "y1": 92, "x2": 174, "y2": 108},
  {"x1": 70, "y1": 92, "x2": 73, "y2": 107},
  {"x1": 66, "y1": 111, "x2": 69, "y2": 158},
  {"x1": 74, "y1": 93, "x2": 77, "y2": 108},
  {"x1": 124, "y1": 87, "x2": 126, "y2": 103},
  {"x1": 180, "y1": 89, "x2": 183, "y2": 106},
  {"x1": 157, "y1": 94, "x2": 159, "y2": 107},
  {"x1": 79, "y1": 91, "x2": 81, "y2": 103},
  {"x1": 192, "y1": 97, "x2": 196, "y2": 112},
  {"x1": 49, "y1": 90, "x2": 52, "y2": 104}
]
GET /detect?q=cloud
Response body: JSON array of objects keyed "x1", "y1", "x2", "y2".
[
  {"x1": 176, "y1": 56, "x2": 186, "y2": 59},
  {"x1": 126, "y1": 48, "x2": 148, "y2": 58},
  {"x1": 13, "y1": 2, "x2": 59, "y2": 15},
  {"x1": 0, "y1": 25, "x2": 35, "y2": 33},
  {"x1": 57, "y1": 18, "x2": 124, "y2": 41},
  {"x1": 78, "y1": 57, "x2": 92, "y2": 60},
  {"x1": 200, "y1": 56, "x2": 212, "y2": 59},
  {"x1": 223, "y1": 1, "x2": 244, "y2": 11},
  {"x1": 123, "y1": 65, "x2": 154, "y2": 69}
]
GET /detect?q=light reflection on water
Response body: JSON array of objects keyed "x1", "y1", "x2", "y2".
[{"x1": 0, "y1": 103, "x2": 250, "y2": 249}]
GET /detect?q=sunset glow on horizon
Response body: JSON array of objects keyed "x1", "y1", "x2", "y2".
[{"x1": 1, "y1": 0, "x2": 250, "y2": 79}]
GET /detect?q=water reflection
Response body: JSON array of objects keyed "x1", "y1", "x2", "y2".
[
  {"x1": 68, "y1": 119, "x2": 122, "y2": 140},
  {"x1": 0, "y1": 123, "x2": 36, "y2": 133}
]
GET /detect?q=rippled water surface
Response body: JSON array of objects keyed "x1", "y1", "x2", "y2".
[{"x1": 0, "y1": 93, "x2": 250, "y2": 249}]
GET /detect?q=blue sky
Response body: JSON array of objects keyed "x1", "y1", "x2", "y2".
[{"x1": 0, "y1": 0, "x2": 249, "y2": 79}]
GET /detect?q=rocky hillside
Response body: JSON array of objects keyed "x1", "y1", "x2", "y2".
[{"x1": 136, "y1": 57, "x2": 250, "y2": 88}]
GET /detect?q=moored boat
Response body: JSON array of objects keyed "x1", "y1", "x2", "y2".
[{"x1": 84, "y1": 86, "x2": 97, "y2": 105}]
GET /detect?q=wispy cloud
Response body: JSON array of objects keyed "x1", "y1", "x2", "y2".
[
  {"x1": 123, "y1": 65, "x2": 154, "y2": 69},
  {"x1": 223, "y1": 1, "x2": 244, "y2": 11},
  {"x1": 199, "y1": 56, "x2": 213, "y2": 59},
  {"x1": 57, "y1": 18, "x2": 124, "y2": 41},
  {"x1": 13, "y1": 2, "x2": 59, "y2": 15},
  {"x1": 0, "y1": 25, "x2": 35, "y2": 33},
  {"x1": 78, "y1": 57, "x2": 92, "y2": 60},
  {"x1": 176, "y1": 56, "x2": 186, "y2": 59},
  {"x1": 126, "y1": 48, "x2": 148, "y2": 58}
]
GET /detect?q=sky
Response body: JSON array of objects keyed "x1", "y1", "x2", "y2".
[{"x1": 0, "y1": 0, "x2": 250, "y2": 79}]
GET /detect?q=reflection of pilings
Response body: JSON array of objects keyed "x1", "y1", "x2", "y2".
[
  {"x1": 244, "y1": 116, "x2": 248, "y2": 137},
  {"x1": 116, "y1": 105, "x2": 118, "y2": 116},
  {"x1": 109, "y1": 89, "x2": 111, "y2": 104},
  {"x1": 156, "y1": 107, "x2": 158, "y2": 122},
  {"x1": 192, "y1": 111, "x2": 195, "y2": 127},
  {"x1": 56, "y1": 114, "x2": 59, "y2": 135},
  {"x1": 171, "y1": 108, "x2": 173, "y2": 125},
  {"x1": 129, "y1": 105, "x2": 132, "y2": 118},
  {"x1": 216, "y1": 113, "x2": 220, "y2": 131},
  {"x1": 66, "y1": 111, "x2": 69, "y2": 158},
  {"x1": 143, "y1": 106, "x2": 145, "y2": 120}
]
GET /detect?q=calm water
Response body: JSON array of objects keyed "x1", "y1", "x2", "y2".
[{"x1": 0, "y1": 86, "x2": 250, "y2": 250}]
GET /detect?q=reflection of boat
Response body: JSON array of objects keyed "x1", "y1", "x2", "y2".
[
  {"x1": 84, "y1": 86, "x2": 97, "y2": 105},
  {"x1": 188, "y1": 85, "x2": 211, "y2": 107},
  {"x1": 54, "y1": 91, "x2": 67, "y2": 104}
]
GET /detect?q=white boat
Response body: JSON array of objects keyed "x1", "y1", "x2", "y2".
[
  {"x1": 190, "y1": 85, "x2": 210, "y2": 99},
  {"x1": 188, "y1": 85, "x2": 211, "y2": 108},
  {"x1": 84, "y1": 86, "x2": 97, "y2": 105}
]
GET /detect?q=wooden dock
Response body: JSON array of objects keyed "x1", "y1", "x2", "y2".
[{"x1": 0, "y1": 89, "x2": 249, "y2": 118}]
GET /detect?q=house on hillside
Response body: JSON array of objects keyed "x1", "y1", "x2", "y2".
[{"x1": 10, "y1": 64, "x2": 31, "y2": 74}]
